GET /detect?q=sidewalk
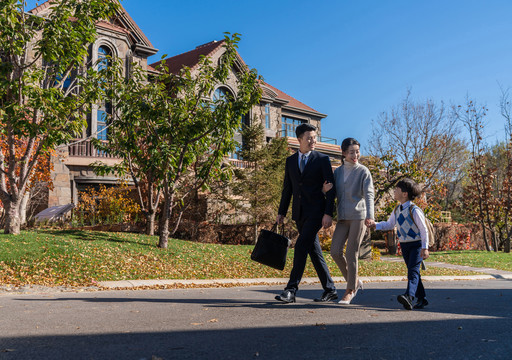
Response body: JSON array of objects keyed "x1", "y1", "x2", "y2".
[{"x1": 98, "y1": 259, "x2": 512, "y2": 289}]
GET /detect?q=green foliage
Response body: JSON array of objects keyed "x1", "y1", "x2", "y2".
[
  {"x1": 94, "y1": 33, "x2": 262, "y2": 247},
  {"x1": 224, "y1": 121, "x2": 290, "y2": 239},
  {"x1": 0, "y1": 0, "x2": 119, "y2": 234}
]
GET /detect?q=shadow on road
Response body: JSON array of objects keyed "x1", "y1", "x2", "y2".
[{"x1": 1, "y1": 315, "x2": 511, "y2": 360}]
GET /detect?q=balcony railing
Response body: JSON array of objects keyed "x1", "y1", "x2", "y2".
[
  {"x1": 276, "y1": 130, "x2": 337, "y2": 145},
  {"x1": 227, "y1": 158, "x2": 254, "y2": 169},
  {"x1": 68, "y1": 139, "x2": 117, "y2": 159},
  {"x1": 68, "y1": 139, "x2": 256, "y2": 169}
]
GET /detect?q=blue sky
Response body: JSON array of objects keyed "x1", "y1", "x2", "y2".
[{"x1": 27, "y1": 0, "x2": 512, "y2": 153}]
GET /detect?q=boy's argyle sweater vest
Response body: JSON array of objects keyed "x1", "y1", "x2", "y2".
[{"x1": 396, "y1": 205, "x2": 421, "y2": 243}]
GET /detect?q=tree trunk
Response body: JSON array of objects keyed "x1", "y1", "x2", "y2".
[
  {"x1": 491, "y1": 231, "x2": 498, "y2": 252},
  {"x1": 253, "y1": 221, "x2": 258, "y2": 244},
  {"x1": 481, "y1": 221, "x2": 491, "y2": 251},
  {"x1": 158, "y1": 191, "x2": 171, "y2": 249},
  {"x1": 158, "y1": 215, "x2": 169, "y2": 248},
  {"x1": 4, "y1": 201, "x2": 21, "y2": 235},
  {"x1": 146, "y1": 211, "x2": 156, "y2": 236},
  {"x1": 19, "y1": 191, "x2": 30, "y2": 226}
]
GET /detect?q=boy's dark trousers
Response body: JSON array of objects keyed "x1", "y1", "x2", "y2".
[{"x1": 400, "y1": 240, "x2": 426, "y2": 299}]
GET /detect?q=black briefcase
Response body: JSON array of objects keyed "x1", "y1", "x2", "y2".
[{"x1": 250, "y1": 223, "x2": 291, "y2": 270}]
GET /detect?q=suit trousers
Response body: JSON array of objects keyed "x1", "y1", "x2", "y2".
[
  {"x1": 400, "y1": 240, "x2": 426, "y2": 299},
  {"x1": 285, "y1": 216, "x2": 336, "y2": 293},
  {"x1": 330, "y1": 219, "x2": 366, "y2": 290}
]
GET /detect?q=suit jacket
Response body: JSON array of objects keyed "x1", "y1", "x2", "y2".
[{"x1": 278, "y1": 150, "x2": 335, "y2": 221}]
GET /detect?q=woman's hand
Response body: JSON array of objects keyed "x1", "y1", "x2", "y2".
[
  {"x1": 365, "y1": 218, "x2": 376, "y2": 228},
  {"x1": 322, "y1": 181, "x2": 333, "y2": 194},
  {"x1": 421, "y1": 249, "x2": 430, "y2": 260}
]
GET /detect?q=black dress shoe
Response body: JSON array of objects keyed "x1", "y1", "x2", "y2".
[
  {"x1": 397, "y1": 294, "x2": 413, "y2": 310},
  {"x1": 413, "y1": 298, "x2": 429, "y2": 309},
  {"x1": 275, "y1": 290, "x2": 296, "y2": 303},
  {"x1": 314, "y1": 290, "x2": 338, "y2": 302}
]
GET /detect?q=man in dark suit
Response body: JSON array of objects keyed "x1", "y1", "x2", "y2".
[{"x1": 275, "y1": 123, "x2": 337, "y2": 303}]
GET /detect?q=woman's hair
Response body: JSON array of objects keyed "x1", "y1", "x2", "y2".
[
  {"x1": 340, "y1": 137, "x2": 360, "y2": 163},
  {"x1": 395, "y1": 178, "x2": 422, "y2": 200}
]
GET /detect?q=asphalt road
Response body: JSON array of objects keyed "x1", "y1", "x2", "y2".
[{"x1": 1, "y1": 279, "x2": 511, "y2": 360}]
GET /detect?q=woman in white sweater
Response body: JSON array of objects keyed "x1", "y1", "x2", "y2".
[{"x1": 324, "y1": 138, "x2": 374, "y2": 304}]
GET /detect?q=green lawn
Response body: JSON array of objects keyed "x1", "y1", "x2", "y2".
[
  {"x1": 0, "y1": 230, "x2": 481, "y2": 287},
  {"x1": 428, "y1": 250, "x2": 512, "y2": 271}
]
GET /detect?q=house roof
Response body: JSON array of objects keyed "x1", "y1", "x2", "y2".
[
  {"x1": 150, "y1": 40, "x2": 226, "y2": 75},
  {"x1": 152, "y1": 40, "x2": 323, "y2": 116},
  {"x1": 261, "y1": 82, "x2": 320, "y2": 114},
  {"x1": 28, "y1": 0, "x2": 53, "y2": 14},
  {"x1": 29, "y1": 0, "x2": 155, "y2": 50}
]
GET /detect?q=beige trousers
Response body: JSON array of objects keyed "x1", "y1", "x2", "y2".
[{"x1": 330, "y1": 219, "x2": 366, "y2": 290}]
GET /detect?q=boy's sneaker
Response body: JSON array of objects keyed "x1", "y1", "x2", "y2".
[
  {"x1": 413, "y1": 298, "x2": 429, "y2": 309},
  {"x1": 397, "y1": 294, "x2": 413, "y2": 310}
]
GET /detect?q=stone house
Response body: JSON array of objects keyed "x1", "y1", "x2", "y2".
[
  {"x1": 27, "y1": 1, "x2": 158, "y2": 207},
  {"x1": 151, "y1": 40, "x2": 342, "y2": 170},
  {"x1": 27, "y1": 1, "x2": 342, "y2": 217}
]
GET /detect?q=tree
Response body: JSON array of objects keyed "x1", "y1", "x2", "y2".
[
  {"x1": 95, "y1": 33, "x2": 262, "y2": 248},
  {"x1": 362, "y1": 153, "x2": 432, "y2": 220},
  {"x1": 222, "y1": 120, "x2": 290, "y2": 242},
  {"x1": 369, "y1": 90, "x2": 468, "y2": 207},
  {"x1": 456, "y1": 98, "x2": 496, "y2": 251},
  {"x1": 497, "y1": 87, "x2": 512, "y2": 252},
  {"x1": 0, "y1": 0, "x2": 119, "y2": 234}
]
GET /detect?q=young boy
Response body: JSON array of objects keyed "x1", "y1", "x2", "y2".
[{"x1": 369, "y1": 178, "x2": 430, "y2": 310}]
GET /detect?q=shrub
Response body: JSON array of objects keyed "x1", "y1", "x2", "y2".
[{"x1": 74, "y1": 185, "x2": 141, "y2": 226}]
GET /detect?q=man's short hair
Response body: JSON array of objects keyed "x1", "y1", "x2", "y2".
[{"x1": 295, "y1": 123, "x2": 317, "y2": 139}]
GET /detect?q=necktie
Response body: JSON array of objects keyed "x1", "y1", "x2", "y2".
[
  {"x1": 300, "y1": 155, "x2": 306, "y2": 173},
  {"x1": 400, "y1": 205, "x2": 403, "y2": 211}
]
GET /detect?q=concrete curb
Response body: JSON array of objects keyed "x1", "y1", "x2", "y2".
[{"x1": 98, "y1": 273, "x2": 512, "y2": 289}]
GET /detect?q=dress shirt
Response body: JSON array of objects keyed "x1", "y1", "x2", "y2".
[{"x1": 298, "y1": 150, "x2": 311, "y2": 169}]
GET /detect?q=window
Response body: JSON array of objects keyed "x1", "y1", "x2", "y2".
[
  {"x1": 282, "y1": 116, "x2": 305, "y2": 137},
  {"x1": 97, "y1": 109, "x2": 108, "y2": 141},
  {"x1": 265, "y1": 103, "x2": 270, "y2": 129},
  {"x1": 213, "y1": 87, "x2": 230, "y2": 103},
  {"x1": 55, "y1": 72, "x2": 71, "y2": 89},
  {"x1": 98, "y1": 45, "x2": 112, "y2": 71},
  {"x1": 96, "y1": 45, "x2": 113, "y2": 144},
  {"x1": 229, "y1": 143, "x2": 241, "y2": 160}
]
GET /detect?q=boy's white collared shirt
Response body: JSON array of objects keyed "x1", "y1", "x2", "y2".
[{"x1": 375, "y1": 201, "x2": 429, "y2": 249}]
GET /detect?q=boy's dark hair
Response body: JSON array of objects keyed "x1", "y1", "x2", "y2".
[
  {"x1": 295, "y1": 123, "x2": 317, "y2": 139},
  {"x1": 396, "y1": 178, "x2": 422, "y2": 200}
]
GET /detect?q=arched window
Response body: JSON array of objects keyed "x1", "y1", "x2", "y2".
[
  {"x1": 213, "y1": 87, "x2": 232, "y2": 103},
  {"x1": 98, "y1": 45, "x2": 112, "y2": 71},
  {"x1": 96, "y1": 45, "x2": 113, "y2": 143}
]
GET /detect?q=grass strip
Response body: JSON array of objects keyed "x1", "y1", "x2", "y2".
[{"x1": 0, "y1": 230, "x2": 481, "y2": 287}]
